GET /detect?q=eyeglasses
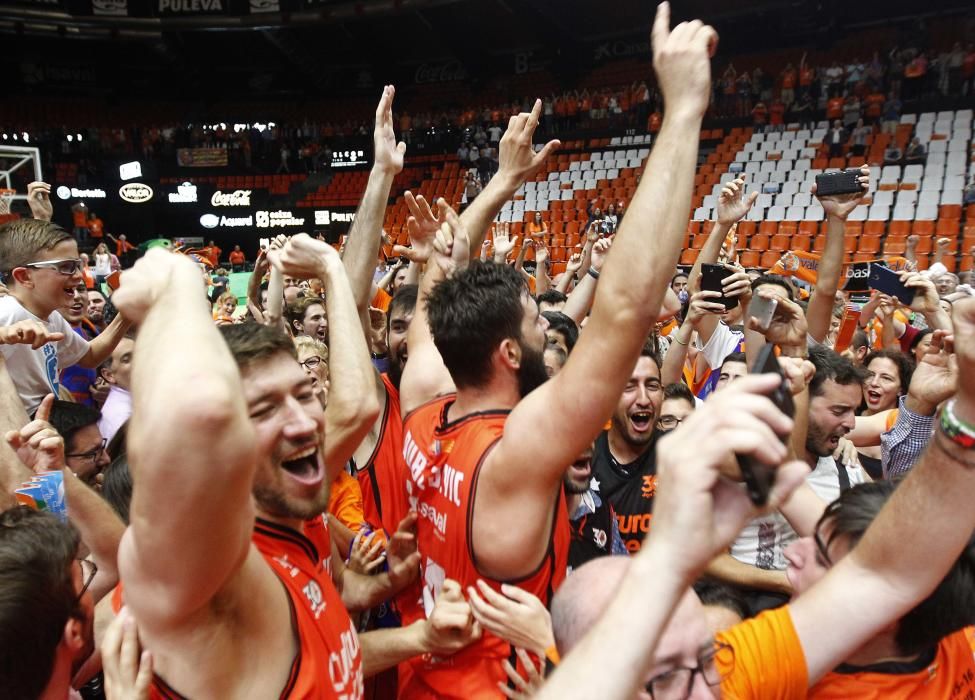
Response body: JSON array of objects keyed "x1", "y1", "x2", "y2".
[
  {"x1": 658, "y1": 415, "x2": 685, "y2": 429},
  {"x1": 66, "y1": 438, "x2": 107, "y2": 463},
  {"x1": 23, "y1": 258, "x2": 84, "y2": 276},
  {"x1": 300, "y1": 356, "x2": 324, "y2": 370},
  {"x1": 645, "y1": 642, "x2": 734, "y2": 700},
  {"x1": 77, "y1": 558, "x2": 98, "y2": 600}
]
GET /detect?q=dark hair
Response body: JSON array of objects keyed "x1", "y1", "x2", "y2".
[
  {"x1": 671, "y1": 272, "x2": 688, "y2": 285},
  {"x1": 663, "y1": 381, "x2": 696, "y2": 407},
  {"x1": 640, "y1": 337, "x2": 662, "y2": 370},
  {"x1": 101, "y1": 454, "x2": 133, "y2": 525},
  {"x1": 46, "y1": 400, "x2": 101, "y2": 453},
  {"x1": 809, "y1": 345, "x2": 869, "y2": 398},
  {"x1": 388, "y1": 284, "x2": 418, "y2": 328},
  {"x1": 542, "y1": 311, "x2": 579, "y2": 354},
  {"x1": 219, "y1": 322, "x2": 296, "y2": 369},
  {"x1": 0, "y1": 507, "x2": 82, "y2": 698},
  {"x1": 693, "y1": 578, "x2": 750, "y2": 621},
  {"x1": 721, "y1": 351, "x2": 748, "y2": 369},
  {"x1": 537, "y1": 289, "x2": 568, "y2": 307},
  {"x1": 818, "y1": 480, "x2": 975, "y2": 656},
  {"x1": 285, "y1": 297, "x2": 325, "y2": 336},
  {"x1": 0, "y1": 218, "x2": 73, "y2": 278},
  {"x1": 908, "y1": 327, "x2": 934, "y2": 353},
  {"x1": 862, "y1": 350, "x2": 915, "y2": 396},
  {"x1": 751, "y1": 273, "x2": 796, "y2": 302},
  {"x1": 851, "y1": 329, "x2": 869, "y2": 351},
  {"x1": 426, "y1": 262, "x2": 529, "y2": 389}
]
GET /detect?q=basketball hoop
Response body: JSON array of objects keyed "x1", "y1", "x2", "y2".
[{"x1": 0, "y1": 189, "x2": 16, "y2": 216}]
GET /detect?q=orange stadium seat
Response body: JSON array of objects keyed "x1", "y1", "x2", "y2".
[
  {"x1": 739, "y1": 250, "x2": 760, "y2": 268},
  {"x1": 888, "y1": 221, "x2": 911, "y2": 237},
  {"x1": 912, "y1": 221, "x2": 934, "y2": 237},
  {"x1": 937, "y1": 219, "x2": 960, "y2": 237},
  {"x1": 792, "y1": 234, "x2": 812, "y2": 252},
  {"x1": 680, "y1": 249, "x2": 700, "y2": 265},
  {"x1": 760, "y1": 251, "x2": 781, "y2": 268}
]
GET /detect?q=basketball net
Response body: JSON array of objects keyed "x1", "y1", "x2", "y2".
[{"x1": 0, "y1": 189, "x2": 16, "y2": 215}]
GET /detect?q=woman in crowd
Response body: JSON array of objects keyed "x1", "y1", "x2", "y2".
[{"x1": 857, "y1": 349, "x2": 915, "y2": 477}]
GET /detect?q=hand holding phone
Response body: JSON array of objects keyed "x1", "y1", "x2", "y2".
[
  {"x1": 867, "y1": 263, "x2": 916, "y2": 306},
  {"x1": 737, "y1": 344, "x2": 796, "y2": 506},
  {"x1": 700, "y1": 263, "x2": 739, "y2": 310}
]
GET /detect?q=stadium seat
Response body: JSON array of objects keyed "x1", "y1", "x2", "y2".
[{"x1": 739, "y1": 250, "x2": 760, "y2": 268}]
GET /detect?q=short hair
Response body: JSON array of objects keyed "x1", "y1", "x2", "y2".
[
  {"x1": 219, "y1": 322, "x2": 296, "y2": 369},
  {"x1": 862, "y1": 349, "x2": 915, "y2": 395},
  {"x1": 285, "y1": 297, "x2": 325, "y2": 333},
  {"x1": 46, "y1": 400, "x2": 101, "y2": 452},
  {"x1": 0, "y1": 219, "x2": 73, "y2": 279},
  {"x1": 808, "y1": 345, "x2": 869, "y2": 398},
  {"x1": 294, "y1": 335, "x2": 329, "y2": 365},
  {"x1": 537, "y1": 289, "x2": 568, "y2": 307},
  {"x1": 101, "y1": 454, "x2": 133, "y2": 525},
  {"x1": 818, "y1": 480, "x2": 975, "y2": 656},
  {"x1": 750, "y1": 273, "x2": 796, "y2": 302},
  {"x1": 693, "y1": 578, "x2": 750, "y2": 621},
  {"x1": 388, "y1": 284, "x2": 418, "y2": 326},
  {"x1": 851, "y1": 328, "x2": 869, "y2": 351},
  {"x1": 721, "y1": 351, "x2": 748, "y2": 369},
  {"x1": 671, "y1": 272, "x2": 689, "y2": 285},
  {"x1": 426, "y1": 262, "x2": 529, "y2": 389},
  {"x1": 663, "y1": 381, "x2": 696, "y2": 407},
  {"x1": 0, "y1": 507, "x2": 82, "y2": 698},
  {"x1": 542, "y1": 311, "x2": 579, "y2": 354},
  {"x1": 639, "y1": 337, "x2": 662, "y2": 370}
]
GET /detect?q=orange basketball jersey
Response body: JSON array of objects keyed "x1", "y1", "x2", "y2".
[{"x1": 398, "y1": 395, "x2": 569, "y2": 699}]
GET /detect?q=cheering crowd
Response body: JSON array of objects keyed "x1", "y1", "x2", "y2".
[{"x1": 2, "y1": 4, "x2": 975, "y2": 699}]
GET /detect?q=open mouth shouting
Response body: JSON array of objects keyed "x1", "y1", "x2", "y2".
[
  {"x1": 628, "y1": 409, "x2": 655, "y2": 434},
  {"x1": 864, "y1": 389, "x2": 884, "y2": 407},
  {"x1": 280, "y1": 444, "x2": 325, "y2": 487}
]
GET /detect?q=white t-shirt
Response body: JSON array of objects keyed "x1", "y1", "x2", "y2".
[
  {"x1": 0, "y1": 296, "x2": 90, "y2": 414},
  {"x1": 696, "y1": 321, "x2": 744, "y2": 371},
  {"x1": 729, "y1": 456, "x2": 867, "y2": 571},
  {"x1": 94, "y1": 253, "x2": 112, "y2": 276}
]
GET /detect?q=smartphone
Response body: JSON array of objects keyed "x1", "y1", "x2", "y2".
[
  {"x1": 814, "y1": 169, "x2": 865, "y2": 197},
  {"x1": 867, "y1": 263, "x2": 916, "y2": 306},
  {"x1": 700, "y1": 263, "x2": 739, "y2": 310},
  {"x1": 737, "y1": 344, "x2": 795, "y2": 506},
  {"x1": 259, "y1": 237, "x2": 270, "y2": 250},
  {"x1": 749, "y1": 294, "x2": 778, "y2": 332}
]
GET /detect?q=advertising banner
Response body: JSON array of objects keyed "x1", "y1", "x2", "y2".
[{"x1": 177, "y1": 147, "x2": 229, "y2": 168}]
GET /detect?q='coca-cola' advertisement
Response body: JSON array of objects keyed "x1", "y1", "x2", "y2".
[{"x1": 414, "y1": 60, "x2": 466, "y2": 85}]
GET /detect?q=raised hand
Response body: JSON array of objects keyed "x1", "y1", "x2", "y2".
[
  {"x1": 4, "y1": 393, "x2": 65, "y2": 472},
  {"x1": 431, "y1": 200, "x2": 471, "y2": 278},
  {"x1": 27, "y1": 181, "x2": 53, "y2": 222},
  {"x1": 749, "y1": 291, "x2": 808, "y2": 350},
  {"x1": 347, "y1": 530, "x2": 387, "y2": 575},
  {"x1": 0, "y1": 320, "x2": 64, "y2": 348},
  {"x1": 535, "y1": 244, "x2": 549, "y2": 267},
  {"x1": 812, "y1": 165, "x2": 870, "y2": 220},
  {"x1": 651, "y1": 1, "x2": 718, "y2": 120},
  {"x1": 717, "y1": 177, "x2": 758, "y2": 225},
  {"x1": 373, "y1": 85, "x2": 406, "y2": 175},
  {"x1": 403, "y1": 191, "x2": 446, "y2": 263},
  {"x1": 590, "y1": 237, "x2": 612, "y2": 272},
  {"x1": 268, "y1": 233, "x2": 340, "y2": 280},
  {"x1": 112, "y1": 249, "x2": 205, "y2": 324},
  {"x1": 565, "y1": 253, "x2": 583, "y2": 275},
  {"x1": 899, "y1": 271, "x2": 940, "y2": 316},
  {"x1": 499, "y1": 648, "x2": 546, "y2": 700},
  {"x1": 908, "y1": 329, "x2": 958, "y2": 415},
  {"x1": 684, "y1": 290, "x2": 726, "y2": 327},
  {"x1": 493, "y1": 223, "x2": 518, "y2": 260},
  {"x1": 386, "y1": 512, "x2": 421, "y2": 591},
  {"x1": 496, "y1": 99, "x2": 561, "y2": 189}
]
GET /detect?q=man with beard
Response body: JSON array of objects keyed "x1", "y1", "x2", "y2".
[
  {"x1": 85, "y1": 288, "x2": 107, "y2": 334},
  {"x1": 565, "y1": 444, "x2": 626, "y2": 571},
  {"x1": 590, "y1": 343, "x2": 663, "y2": 553},
  {"x1": 397, "y1": 8, "x2": 710, "y2": 693},
  {"x1": 718, "y1": 345, "x2": 870, "y2": 615}
]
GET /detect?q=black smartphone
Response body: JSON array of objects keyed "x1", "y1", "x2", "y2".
[
  {"x1": 700, "y1": 263, "x2": 739, "y2": 310},
  {"x1": 814, "y1": 169, "x2": 865, "y2": 197},
  {"x1": 737, "y1": 344, "x2": 796, "y2": 506},
  {"x1": 867, "y1": 264, "x2": 916, "y2": 306}
]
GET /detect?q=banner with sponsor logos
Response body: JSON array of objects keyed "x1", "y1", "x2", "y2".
[
  {"x1": 770, "y1": 250, "x2": 910, "y2": 293},
  {"x1": 177, "y1": 147, "x2": 229, "y2": 168}
]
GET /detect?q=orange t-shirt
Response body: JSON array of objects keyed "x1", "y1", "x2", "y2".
[
  {"x1": 73, "y1": 209, "x2": 88, "y2": 228},
  {"x1": 371, "y1": 287, "x2": 392, "y2": 313},
  {"x1": 229, "y1": 250, "x2": 245, "y2": 264},
  {"x1": 89, "y1": 218, "x2": 104, "y2": 239},
  {"x1": 782, "y1": 70, "x2": 797, "y2": 89},
  {"x1": 528, "y1": 222, "x2": 547, "y2": 237},
  {"x1": 115, "y1": 239, "x2": 135, "y2": 256},
  {"x1": 328, "y1": 469, "x2": 367, "y2": 535},
  {"x1": 399, "y1": 395, "x2": 569, "y2": 699},
  {"x1": 827, "y1": 97, "x2": 845, "y2": 120}
]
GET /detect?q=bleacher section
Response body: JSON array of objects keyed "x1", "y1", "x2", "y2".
[{"x1": 369, "y1": 111, "x2": 972, "y2": 275}]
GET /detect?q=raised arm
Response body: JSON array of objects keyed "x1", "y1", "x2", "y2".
[
  {"x1": 270, "y1": 235, "x2": 379, "y2": 474},
  {"x1": 115, "y1": 249, "x2": 258, "y2": 626},
  {"x1": 807, "y1": 166, "x2": 869, "y2": 342},
  {"x1": 790, "y1": 299, "x2": 975, "y2": 685},
  {"x1": 488, "y1": 6, "x2": 717, "y2": 511},
  {"x1": 561, "y1": 237, "x2": 611, "y2": 323},
  {"x1": 461, "y1": 100, "x2": 560, "y2": 251},
  {"x1": 343, "y1": 85, "x2": 406, "y2": 312}
]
